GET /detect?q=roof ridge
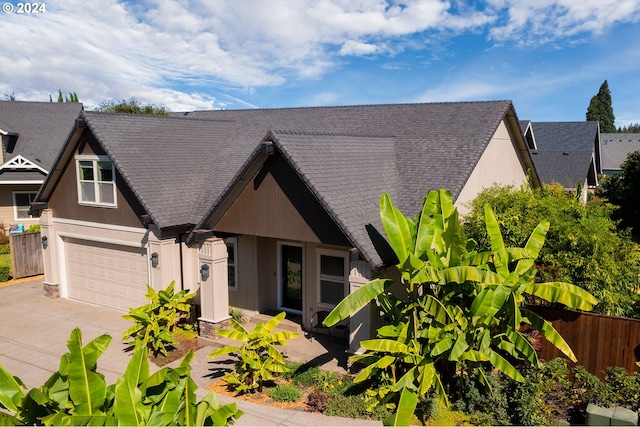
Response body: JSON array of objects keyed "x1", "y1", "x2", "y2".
[
  {"x1": 271, "y1": 129, "x2": 396, "y2": 138},
  {"x1": 187, "y1": 100, "x2": 512, "y2": 114},
  {"x1": 82, "y1": 110, "x2": 235, "y2": 123}
]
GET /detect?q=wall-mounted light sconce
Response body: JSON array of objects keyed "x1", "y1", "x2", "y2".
[
  {"x1": 151, "y1": 252, "x2": 159, "y2": 268},
  {"x1": 200, "y1": 264, "x2": 210, "y2": 281},
  {"x1": 41, "y1": 235, "x2": 48, "y2": 249}
]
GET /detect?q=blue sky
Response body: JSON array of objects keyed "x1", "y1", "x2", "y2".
[{"x1": 2, "y1": 0, "x2": 640, "y2": 127}]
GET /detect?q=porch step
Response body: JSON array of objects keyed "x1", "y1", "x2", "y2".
[{"x1": 248, "y1": 313, "x2": 303, "y2": 334}]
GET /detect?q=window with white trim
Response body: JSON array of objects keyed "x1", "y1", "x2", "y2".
[
  {"x1": 226, "y1": 237, "x2": 238, "y2": 289},
  {"x1": 318, "y1": 249, "x2": 348, "y2": 307},
  {"x1": 13, "y1": 192, "x2": 39, "y2": 219},
  {"x1": 76, "y1": 156, "x2": 116, "y2": 207}
]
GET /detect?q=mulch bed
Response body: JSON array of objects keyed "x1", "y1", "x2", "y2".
[
  {"x1": 207, "y1": 378, "x2": 309, "y2": 411},
  {"x1": 149, "y1": 334, "x2": 202, "y2": 366}
]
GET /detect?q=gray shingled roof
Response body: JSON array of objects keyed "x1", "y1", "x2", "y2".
[
  {"x1": 80, "y1": 112, "x2": 257, "y2": 229},
  {"x1": 188, "y1": 101, "x2": 517, "y2": 220},
  {"x1": 600, "y1": 133, "x2": 640, "y2": 172},
  {"x1": 528, "y1": 121, "x2": 599, "y2": 188},
  {"x1": 189, "y1": 101, "x2": 521, "y2": 266},
  {"x1": 0, "y1": 101, "x2": 83, "y2": 182},
  {"x1": 39, "y1": 101, "x2": 527, "y2": 267}
]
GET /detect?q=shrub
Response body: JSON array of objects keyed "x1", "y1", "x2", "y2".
[
  {"x1": 229, "y1": 306, "x2": 245, "y2": 323},
  {"x1": 421, "y1": 398, "x2": 472, "y2": 427},
  {"x1": 268, "y1": 384, "x2": 302, "y2": 402},
  {"x1": 449, "y1": 370, "x2": 510, "y2": 425},
  {"x1": 605, "y1": 367, "x2": 640, "y2": 411},
  {"x1": 25, "y1": 224, "x2": 40, "y2": 233},
  {"x1": 0, "y1": 244, "x2": 10, "y2": 254},
  {"x1": 0, "y1": 265, "x2": 10, "y2": 282},
  {"x1": 306, "y1": 388, "x2": 329, "y2": 412},
  {"x1": 464, "y1": 184, "x2": 640, "y2": 318},
  {"x1": 290, "y1": 363, "x2": 322, "y2": 386},
  {"x1": 0, "y1": 233, "x2": 9, "y2": 245},
  {"x1": 508, "y1": 358, "x2": 573, "y2": 425},
  {"x1": 121, "y1": 281, "x2": 196, "y2": 357},
  {"x1": 569, "y1": 366, "x2": 614, "y2": 423}
]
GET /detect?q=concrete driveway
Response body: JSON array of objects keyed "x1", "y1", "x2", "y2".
[{"x1": 0, "y1": 277, "x2": 379, "y2": 426}]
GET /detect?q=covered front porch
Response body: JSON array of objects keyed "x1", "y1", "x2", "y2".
[{"x1": 195, "y1": 236, "x2": 380, "y2": 354}]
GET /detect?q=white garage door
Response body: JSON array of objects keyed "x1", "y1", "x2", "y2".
[{"x1": 65, "y1": 238, "x2": 149, "y2": 311}]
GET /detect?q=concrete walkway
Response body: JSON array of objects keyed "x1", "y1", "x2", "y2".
[{"x1": 0, "y1": 278, "x2": 379, "y2": 426}]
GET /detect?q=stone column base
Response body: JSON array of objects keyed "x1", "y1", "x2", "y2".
[
  {"x1": 43, "y1": 283, "x2": 59, "y2": 299},
  {"x1": 198, "y1": 318, "x2": 230, "y2": 340}
]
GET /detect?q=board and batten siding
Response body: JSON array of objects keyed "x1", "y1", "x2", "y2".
[
  {"x1": 47, "y1": 133, "x2": 146, "y2": 228},
  {"x1": 212, "y1": 154, "x2": 350, "y2": 246}
]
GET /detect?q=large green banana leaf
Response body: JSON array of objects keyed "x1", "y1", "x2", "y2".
[
  {"x1": 525, "y1": 282, "x2": 598, "y2": 310},
  {"x1": 324, "y1": 278, "x2": 392, "y2": 326},
  {"x1": 384, "y1": 387, "x2": 418, "y2": 426},
  {"x1": 114, "y1": 376, "x2": 143, "y2": 426},
  {"x1": 66, "y1": 329, "x2": 110, "y2": 415},
  {"x1": 524, "y1": 309, "x2": 577, "y2": 362},
  {"x1": 0, "y1": 363, "x2": 25, "y2": 414},
  {"x1": 483, "y1": 204, "x2": 509, "y2": 277},
  {"x1": 380, "y1": 193, "x2": 414, "y2": 265}
]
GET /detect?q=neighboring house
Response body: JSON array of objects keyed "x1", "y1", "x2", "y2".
[
  {"x1": 32, "y1": 101, "x2": 540, "y2": 351},
  {"x1": 600, "y1": 133, "x2": 640, "y2": 175},
  {"x1": 0, "y1": 101, "x2": 83, "y2": 232},
  {"x1": 519, "y1": 121, "x2": 601, "y2": 203}
]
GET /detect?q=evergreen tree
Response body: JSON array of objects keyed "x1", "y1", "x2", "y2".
[
  {"x1": 50, "y1": 89, "x2": 79, "y2": 103},
  {"x1": 586, "y1": 80, "x2": 616, "y2": 132}
]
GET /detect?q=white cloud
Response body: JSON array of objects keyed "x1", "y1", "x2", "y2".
[
  {"x1": 339, "y1": 40, "x2": 382, "y2": 56},
  {"x1": 0, "y1": 0, "x2": 639, "y2": 111},
  {"x1": 487, "y1": 0, "x2": 640, "y2": 44}
]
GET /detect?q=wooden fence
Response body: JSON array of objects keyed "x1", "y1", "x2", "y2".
[
  {"x1": 10, "y1": 232, "x2": 44, "y2": 279},
  {"x1": 526, "y1": 305, "x2": 640, "y2": 378}
]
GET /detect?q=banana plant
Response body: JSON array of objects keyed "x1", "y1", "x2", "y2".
[
  {"x1": 208, "y1": 311, "x2": 299, "y2": 393},
  {"x1": 324, "y1": 189, "x2": 598, "y2": 425},
  {"x1": 0, "y1": 328, "x2": 243, "y2": 426},
  {"x1": 122, "y1": 281, "x2": 196, "y2": 357}
]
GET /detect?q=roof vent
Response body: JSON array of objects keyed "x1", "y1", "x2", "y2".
[
  {"x1": 563, "y1": 151, "x2": 569, "y2": 155},
  {"x1": 531, "y1": 149, "x2": 538, "y2": 155}
]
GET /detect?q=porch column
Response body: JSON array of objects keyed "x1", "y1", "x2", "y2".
[
  {"x1": 147, "y1": 226, "x2": 182, "y2": 292},
  {"x1": 40, "y1": 209, "x2": 59, "y2": 298},
  {"x1": 348, "y1": 260, "x2": 378, "y2": 354},
  {"x1": 197, "y1": 237, "x2": 230, "y2": 339}
]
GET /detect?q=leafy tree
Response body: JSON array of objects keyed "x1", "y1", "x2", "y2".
[
  {"x1": 49, "y1": 89, "x2": 79, "y2": 103},
  {"x1": 599, "y1": 151, "x2": 640, "y2": 239},
  {"x1": 97, "y1": 98, "x2": 170, "y2": 115},
  {"x1": 618, "y1": 123, "x2": 640, "y2": 133},
  {"x1": 586, "y1": 80, "x2": 616, "y2": 132},
  {"x1": 324, "y1": 189, "x2": 596, "y2": 425},
  {"x1": 464, "y1": 183, "x2": 640, "y2": 317}
]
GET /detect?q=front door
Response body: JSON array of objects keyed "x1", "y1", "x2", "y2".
[{"x1": 279, "y1": 243, "x2": 303, "y2": 313}]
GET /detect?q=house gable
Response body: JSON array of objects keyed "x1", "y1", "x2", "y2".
[
  {"x1": 210, "y1": 151, "x2": 351, "y2": 247},
  {"x1": 456, "y1": 119, "x2": 529, "y2": 215},
  {"x1": 46, "y1": 129, "x2": 147, "y2": 228}
]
